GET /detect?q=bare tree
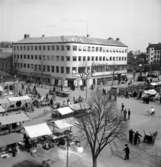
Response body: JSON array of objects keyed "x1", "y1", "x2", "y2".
[{"x1": 77, "y1": 90, "x2": 127, "y2": 167}]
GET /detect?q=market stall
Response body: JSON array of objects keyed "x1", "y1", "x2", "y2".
[
  {"x1": 0, "y1": 112, "x2": 29, "y2": 135},
  {"x1": 52, "y1": 106, "x2": 74, "y2": 119}
]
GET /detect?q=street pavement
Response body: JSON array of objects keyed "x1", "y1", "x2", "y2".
[{"x1": 0, "y1": 81, "x2": 161, "y2": 167}]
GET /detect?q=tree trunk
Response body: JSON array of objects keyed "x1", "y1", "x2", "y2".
[{"x1": 92, "y1": 156, "x2": 97, "y2": 167}]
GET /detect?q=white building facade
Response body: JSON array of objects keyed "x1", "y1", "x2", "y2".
[
  {"x1": 13, "y1": 35, "x2": 128, "y2": 87},
  {"x1": 147, "y1": 43, "x2": 161, "y2": 64}
]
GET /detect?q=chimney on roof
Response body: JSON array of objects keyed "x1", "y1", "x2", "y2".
[
  {"x1": 86, "y1": 34, "x2": 90, "y2": 38},
  {"x1": 108, "y1": 37, "x2": 113, "y2": 40},
  {"x1": 24, "y1": 34, "x2": 30, "y2": 39},
  {"x1": 116, "y1": 38, "x2": 120, "y2": 41},
  {"x1": 42, "y1": 34, "x2": 45, "y2": 38}
]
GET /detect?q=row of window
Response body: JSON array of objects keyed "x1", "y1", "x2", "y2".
[
  {"x1": 15, "y1": 63, "x2": 126, "y2": 74},
  {"x1": 13, "y1": 44, "x2": 127, "y2": 53},
  {"x1": 14, "y1": 54, "x2": 127, "y2": 61}
]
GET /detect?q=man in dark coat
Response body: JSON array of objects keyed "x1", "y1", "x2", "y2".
[
  {"x1": 129, "y1": 129, "x2": 134, "y2": 144},
  {"x1": 128, "y1": 109, "x2": 131, "y2": 120},
  {"x1": 134, "y1": 131, "x2": 142, "y2": 145},
  {"x1": 123, "y1": 109, "x2": 127, "y2": 121},
  {"x1": 123, "y1": 144, "x2": 130, "y2": 160}
]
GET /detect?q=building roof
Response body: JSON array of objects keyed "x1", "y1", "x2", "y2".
[
  {"x1": 15, "y1": 35, "x2": 127, "y2": 47},
  {"x1": 0, "y1": 133, "x2": 23, "y2": 147},
  {"x1": 147, "y1": 43, "x2": 161, "y2": 50},
  {"x1": 57, "y1": 107, "x2": 74, "y2": 115},
  {"x1": 0, "y1": 112, "x2": 29, "y2": 125}
]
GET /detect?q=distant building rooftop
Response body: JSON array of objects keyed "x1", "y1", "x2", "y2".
[
  {"x1": 15, "y1": 35, "x2": 127, "y2": 47},
  {"x1": 0, "y1": 51, "x2": 12, "y2": 59},
  {"x1": 147, "y1": 43, "x2": 161, "y2": 50}
]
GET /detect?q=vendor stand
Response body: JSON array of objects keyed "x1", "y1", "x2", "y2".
[
  {"x1": 0, "y1": 112, "x2": 29, "y2": 135},
  {"x1": 52, "y1": 106, "x2": 74, "y2": 119},
  {"x1": 23, "y1": 123, "x2": 53, "y2": 152},
  {"x1": 0, "y1": 133, "x2": 23, "y2": 158}
]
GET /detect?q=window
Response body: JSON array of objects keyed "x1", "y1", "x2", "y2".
[
  {"x1": 73, "y1": 45, "x2": 77, "y2": 51},
  {"x1": 24, "y1": 64, "x2": 26, "y2": 68},
  {"x1": 96, "y1": 47, "x2": 99, "y2": 52},
  {"x1": 47, "y1": 56, "x2": 50, "y2": 60},
  {"x1": 61, "y1": 45, "x2": 64, "y2": 51},
  {"x1": 113, "y1": 57, "x2": 115, "y2": 61},
  {"x1": 43, "y1": 65, "x2": 46, "y2": 72},
  {"x1": 83, "y1": 57, "x2": 86, "y2": 61},
  {"x1": 92, "y1": 47, "x2": 95, "y2": 52},
  {"x1": 87, "y1": 56, "x2": 90, "y2": 61},
  {"x1": 56, "y1": 45, "x2": 59, "y2": 50},
  {"x1": 100, "y1": 47, "x2": 102, "y2": 52},
  {"x1": 56, "y1": 56, "x2": 59, "y2": 61},
  {"x1": 39, "y1": 65, "x2": 41, "y2": 71},
  {"x1": 47, "y1": 65, "x2": 50, "y2": 72},
  {"x1": 61, "y1": 67, "x2": 64, "y2": 73},
  {"x1": 52, "y1": 45, "x2": 55, "y2": 50},
  {"x1": 52, "y1": 66, "x2": 54, "y2": 72},
  {"x1": 24, "y1": 55, "x2": 26, "y2": 59},
  {"x1": 34, "y1": 64, "x2": 37, "y2": 71},
  {"x1": 47, "y1": 46, "x2": 50, "y2": 50},
  {"x1": 99, "y1": 57, "x2": 102, "y2": 61},
  {"x1": 43, "y1": 45, "x2": 46, "y2": 50},
  {"x1": 28, "y1": 64, "x2": 30, "y2": 68},
  {"x1": 39, "y1": 45, "x2": 41, "y2": 50},
  {"x1": 78, "y1": 56, "x2": 81, "y2": 61},
  {"x1": 66, "y1": 56, "x2": 70, "y2": 61},
  {"x1": 31, "y1": 46, "x2": 33, "y2": 50},
  {"x1": 27, "y1": 46, "x2": 30, "y2": 50},
  {"x1": 31, "y1": 55, "x2": 33, "y2": 59},
  {"x1": 92, "y1": 57, "x2": 94, "y2": 61},
  {"x1": 72, "y1": 67, "x2": 76, "y2": 73},
  {"x1": 110, "y1": 57, "x2": 112, "y2": 61},
  {"x1": 61, "y1": 56, "x2": 64, "y2": 61},
  {"x1": 39, "y1": 55, "x2": 41, "y2": 60},
  {"x1": 35, "y1": 55, "x2": 37, "y2": 60},
  {"x1": 56, "y1": 66, "x2": 59, "y2": 73},
  {"x1": 96, "y1": 56, "x2": 98, "y2": 61},
  {"x1": 27, "y1": 55, "x2": 30, "y2": 59},
  {"x1": 73, "y1": 56, "x2": 77, "y2": 61},
  {"x1": 88, "y1": 46, "x2": 91, "y2": 52},
  {"x1": 78, "y1": 46, "x2": 82, "y2": 51},
  {"x1": 20, "y1": 55, "x2": 22, "y2": 59},
  {"x1": 103, "y1": 56, "x2": 105, "y2": 61},
  {"x1": 35, "y1": 46, "x2": 37, "y2": 50},
  {"x1": 66, "y1": 67, "x2": 70, "y2": 74}
]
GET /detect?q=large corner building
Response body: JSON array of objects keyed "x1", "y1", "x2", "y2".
[{"x1": 13, "y1": 35, "x2": 128, "y2": 87}]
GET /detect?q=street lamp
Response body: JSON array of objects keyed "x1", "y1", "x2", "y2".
[{"x1": 79, "y1": 70, "x2": 90, "y2": 99}]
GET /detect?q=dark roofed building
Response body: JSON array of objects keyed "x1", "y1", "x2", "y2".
[{"x1": 0, "y1": 48, "x2": 13, "y2": 75}]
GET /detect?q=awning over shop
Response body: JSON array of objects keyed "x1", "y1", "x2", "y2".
[
  {"x1": 69, "y1": 102, "x2": 90, "y2": 111},
  {"x1": 0, "y1": 133, "x2": 23, "y2": 147},
  {"x1": 8, "y1": 95, "x2": 31, "y2": 103},
  {"x1": 24, "y1": 123, "x2": 52, "y2": 138},
  {"x1": 0, "y1": 106, "x2": 5, "y2": 113},
  {"x1": 0, "y1": 112, "x2": 29, "y2": 125},
  {"x1": 54, "y1": 118, "x2": 76, "y2": 129},
  {"x1": 57, "y1": 107, "x2": 74, "y2": 115}
]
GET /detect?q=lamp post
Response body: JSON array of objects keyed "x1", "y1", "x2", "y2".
[{"x1": 79, "y1": 71, "x2": 90, "y2": 99}]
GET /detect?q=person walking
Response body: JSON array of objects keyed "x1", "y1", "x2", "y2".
[
  {"x1": 121, "y1": 103, "x2": 125, "y2": 111},
  {"x1": 128, "y1": 109, "x2": 131, "y2": 120},
  {"x1": 129, "y1": 129, "x2": 134, "y2": 144},
  {"x1": 123, "y1": 109, "x2": 127, "y2": 121},
  {"x1": 123, "y1": 144, "x2": 130, "y2": 160}
]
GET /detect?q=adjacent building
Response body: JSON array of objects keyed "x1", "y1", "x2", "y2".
[
  {"x1": 147, "y1": 43, "x2": 161, "y2": 64},
  {"x1": 0, "y1": 48, "x2": 13, "y2": 74},
  {"x1": 13, "y1": 35, "x2": 128, "y2": 87}
]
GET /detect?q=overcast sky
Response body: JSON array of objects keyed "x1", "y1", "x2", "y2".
[{"x1": 0, "y1": 0, "x2": 161, "y2": 51}]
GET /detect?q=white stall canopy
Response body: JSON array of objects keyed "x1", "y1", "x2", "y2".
[
  {"x1": 57, "y1": 107, "x2": 74, "y2": 115},
  {"x1": 8, "y1": 95, "x2": 31, "y2": 103},
  {"x1": 0, "y1": 112, "x2": 29, "y2": 125},
  {"x1": 24, "y1": 123, "x2": 52, "y2": 138},
  {"x1": 144, "y1": 89, "x2": 157, "y2": 95},
  {"x1": 0, "y1": 106, "x2": 5, "y2": 113}
]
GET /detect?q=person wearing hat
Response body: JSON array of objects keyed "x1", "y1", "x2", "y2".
[{"x1": 123, "y1": 144, "x2": 130, "y2": 160}]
